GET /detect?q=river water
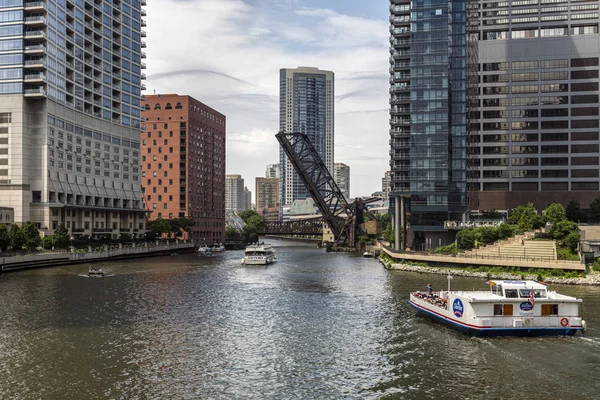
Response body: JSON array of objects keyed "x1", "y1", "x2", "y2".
[{"x1": 1, "y1": 240, "x2": 599, "y2": 399}]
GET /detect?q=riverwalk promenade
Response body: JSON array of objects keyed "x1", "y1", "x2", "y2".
[
  {"x1": 1, "y1": 241, "x2": 196, "y2": 272},
  {"x1": 379, "y1": 244, "x2": 585, "y2": 271}
]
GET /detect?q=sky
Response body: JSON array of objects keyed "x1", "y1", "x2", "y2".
[{"x1": 144, "y1": 0, "x2": 391, "y2": 199}]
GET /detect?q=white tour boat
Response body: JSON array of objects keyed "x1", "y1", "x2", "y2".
[
  {"x1": 409, "y1": 280, "x2": 586, "y2": 337},
  {"x1": 241, "y1": 243, "x2": 276, "y2": 265}
]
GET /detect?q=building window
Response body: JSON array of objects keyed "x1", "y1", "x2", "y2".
[{"x1": 154, "y1": 104, "x2": 161, "y2": 110}]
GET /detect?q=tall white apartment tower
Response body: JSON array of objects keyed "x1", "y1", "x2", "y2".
[
  {"x1": 0, "y1": 0, "x2": 147, "y2": 238},
  {"x1": 279, "y1": 67, "x2": 334, "y2": 206},
  {"x1": 225, "y1": 174, "x2": 246, "y2": 212}
]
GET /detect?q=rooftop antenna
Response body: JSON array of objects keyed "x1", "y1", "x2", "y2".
[{"x1": 153, "y1": 89, "x2": 156, "y2": 94}]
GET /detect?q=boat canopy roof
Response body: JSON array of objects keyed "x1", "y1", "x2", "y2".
[{"x1": 489, "y1": 280, "x2": 547, "y2": 289}]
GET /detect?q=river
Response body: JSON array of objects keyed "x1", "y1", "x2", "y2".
[{"x1": 0, "y1": 240, "x2": 599, "y2": 399}]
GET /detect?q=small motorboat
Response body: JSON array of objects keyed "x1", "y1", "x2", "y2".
[
  {"x1": 88, "y1": 265, "x2": 105, "y2": 277},
  {"x1": 197, "y1": 244, "x2": 212, "y2": 256},
  {"x1": 363, "y1": 251, "x2": 373, "y2": 258}
]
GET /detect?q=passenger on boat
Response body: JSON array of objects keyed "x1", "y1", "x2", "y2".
[{"x1": 427, "y1": 284, "x2": 433, "y2": 297}]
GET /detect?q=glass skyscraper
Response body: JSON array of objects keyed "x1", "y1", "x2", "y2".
[
  {"x1": 389, "y1": 0, "x2": 475, "y2": 249},
  {"x1": 279, "y1": 67, "x2": 334, "y2": 207},
  {"x1": 0, "y1": 0, "x2": 147, "y2": 238}
]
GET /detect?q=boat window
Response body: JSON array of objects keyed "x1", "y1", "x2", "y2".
[
  {"x1": 541, "y1": 304, "x2": 558, "y2": 316},
  {"x1": 519, "y1": 289, "x2": 532, "y2": 298},
  {"x1": 495, "y1": 285, "x2": 502, "y2": 296},
  {"x1": 534, "y1": 289, "x2": 546, "y2": 298},
  {"x1": 493, "y1": 304, "x2": 503, "y2": 315},
  {"x1": 503, "y1": 304, "x2": 513, "y2": 316},
  {"x1": 504, "y1": 289, "x2": 518, "y2": 298}
]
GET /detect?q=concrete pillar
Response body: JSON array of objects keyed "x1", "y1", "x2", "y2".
[
  {"x1": 395, "y1": 196, "x2": 401, "y2": 251},
  {"x1": 400, "y1": 197, "x2": 405, "y2": 251}
]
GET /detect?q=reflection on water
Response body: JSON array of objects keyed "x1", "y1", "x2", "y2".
[{"x1": 0, "y1": 240, "x2": 599, "y2": 399}]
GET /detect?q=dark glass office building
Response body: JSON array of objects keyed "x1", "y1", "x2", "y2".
[{"x1": 389, "y1": 0, "x2": 475, "y2": 249}]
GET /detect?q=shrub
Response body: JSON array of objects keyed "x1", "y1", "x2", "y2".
[
  {"x1": 456, "y1": 229, "x2": 476, "y2": 250},
  {"x1": 476, "y1": 226, "x2": 499, "y2": 245},
  {"x1": 557, "y1": 247, "x2": 579, "y2": 261},
  {"x1": 434, "y1": 243, "x2": 458, "y2": 255},
  {"x1": 550, "y1": 220, "x2": 579, "y2": 241},
  {"x1": 562, "y1": 231, "x2": 581, "y2": 252}
]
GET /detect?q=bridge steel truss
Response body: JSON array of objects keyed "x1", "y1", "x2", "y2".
[
  {"x1": 276, "y1": 131, "x2": 359, "y2": 247},
  {"x1": 263, "y1": 218, "x2": 324, "y2": 236}
]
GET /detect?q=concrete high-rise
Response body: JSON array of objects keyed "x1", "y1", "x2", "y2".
[
  {"x1": 244, "y1": 186, "x2": 252, "y2": 211},
  {"x1": 389, "y1": 0, "x2": 473, "y2": 249},
  {"x1": 279, "y1": 67, "x2": 334, "y2": 206},
  {"x1": 0, "y1": 0, "x2": 147, "y2": 238},
  {"x1": 256, "y1": 177, "x2": 280, "y2": 222},
  {"x1": 382, "y1": 171, "x2": 392, "y2": 200},
  {"x1": 470, "y1": 2, "x2": 600, "y2": 211},
  {"x1": 334, "y1": 163, "x2": 350, "y2": 201},
  {"x1": 265, "y1": 163, "x2": 280, "y2": 179},
  {"x1": 225, "y1": 174, "x2": 246, "y2": 212},
  {"x1": 141, "y1": 94, "x2": 226, "y2": 243}
]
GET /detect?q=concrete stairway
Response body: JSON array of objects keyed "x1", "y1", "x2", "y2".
[{"x1": 462, "y1": 231, "x2": 556, "y2": 261}]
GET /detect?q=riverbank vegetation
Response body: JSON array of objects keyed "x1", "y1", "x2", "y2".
[{"x1": 379, "y1": 252, "x2": 586, "y2": 280}]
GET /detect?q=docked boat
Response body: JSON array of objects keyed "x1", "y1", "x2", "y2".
[
  {"x1": 212, "y1": 243, "x2": 225, "y2": 252},
  {"x1": 409, "y1": 280, "x2": 586, "y2": 337},
  {"x1": 88, "y1": 265, "x2": 105, "y2": 277},
  {"x1": 241, "y1": 243, "x2": 275, "y2": 265},
  {"x1": 363, "y1": 251, "x2": 373, "y2": 258},
  {"x1": 197, "y1": 244, "x2": 212, "y2": 256}
]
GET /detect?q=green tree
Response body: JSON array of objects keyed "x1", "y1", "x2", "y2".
[
  {"x1": 550, "y1": 220, "x2": 579, "y2": 241},
  {"x1": 169, "y1": 217, "x2": 194, "y2": 237},
  {"x1": 242, "y1": 214, "x2": 265, "y2": 243},
  {"x1": 498, "y1": 223, "x2": 516, "y2": 240},
  {"x1": 9, "y1": 224, "x2": 25, "y2": 250},
  {"x1": 53, "y1": 223, "x2": 69, "y2": 248},
  {"x1": 225, "y1": 226, "x2": 242, "y2": 241},
  {"x1": 515, "y1": 203, "x2": 537, "y2": 231},
  {"x1": 563, "y1": 231, "x2": 581, "y2": 253},
  {"x1": 456, "y1": 229, "x2": 476, "y2": 250},
  {"x1": 22, "y1": 221, "x2": 41, "y2": 250},
  {"x1": 543, "y1": 203, "x2": 566, "y2": 224},
  {"x1": 147, "y1": 219, "x2": 171, "y2": 237},
  {"x1": 565, "y1": 200, "x2": 584, "y2": 222},
  {"x1": 238, "y1": 209, "x2": 259, "y2": 223},
  {"x1": 0, "y1": 224, "x2": 9, "y2": 251},
  {"x1": 42, "y1": 235, "x2": 54, "y2": 249},
  {"x1": 590, "y1": 197, "x2": 600, "y2": 222},
  {"x1": 382, "y1": 223, "x2": 395, "y2": 243}
]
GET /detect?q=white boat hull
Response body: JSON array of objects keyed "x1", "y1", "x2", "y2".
[{"x1": 243, "y1": 255, "x2": 275, "y2": 265}]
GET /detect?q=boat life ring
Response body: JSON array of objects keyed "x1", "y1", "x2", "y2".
[{"x1": 560, "y1": 317, "x2": 569, "y2": 327}]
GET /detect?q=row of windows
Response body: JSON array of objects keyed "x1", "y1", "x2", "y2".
[
  {"x1": 476, "y1": 144, "x2": 599, "y2": 154},
  {"x1": 48, "y1": 114, "x2": 140, "y2": 149},
  {"x1": 478, "y1": 108, "x2": 598, "y2": 118},
  {"x1": 483, "y1": 58, "x2": 597, "y2": 71},
  {"x1": 482, "y1": 120, "x2": 599, "y2": 130},
  {"x1": 473, "y1": 131, "x2": 598, "y2": 142}
]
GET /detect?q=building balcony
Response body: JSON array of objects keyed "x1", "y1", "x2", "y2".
[
  {"x1": 24, "y1": 44, "x2": 46, "y2": 54},
  {"x1": 24, "y1": 2, "x2": 46, "y2": 12},
  {"x1": 24, "y1": 16, "x2": 47, "y2": 26},
  {"x1": 24, "y1": 58, "x2": 46, "y2": 69},
  {"x1": 24, "y1": 30, "x2": 46, "y2": 40},
  {"x1": 141, "y1": 62, "x2": 146, "y2": 69},
  {"x1": 24, "y1": 87, "x2": 46, "y2": 97},
  {"x1": 141, "y1": 51, "x2": 146, "y2": 58},
  {"x1": 24, "y1": 73, "x2": 46, "y2": 83},
  {"x1": 141, "y1": 40, "x2": 146, "y2": 48}
]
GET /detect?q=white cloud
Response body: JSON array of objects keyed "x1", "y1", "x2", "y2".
[{"x1": 145, "y1": 0, "x2": 390, "y2": 198}]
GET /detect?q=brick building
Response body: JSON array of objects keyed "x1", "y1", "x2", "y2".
[
  {"x1": 141, "y1": 94, "x2": 225, "y2": 243},
  {"x1": 256, "y1": 177, "x2": 280, "y2": 222}
]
